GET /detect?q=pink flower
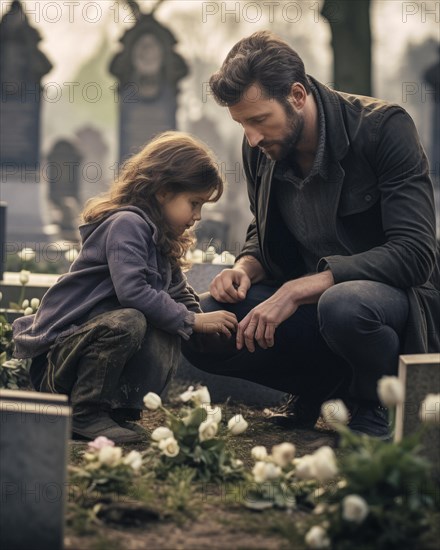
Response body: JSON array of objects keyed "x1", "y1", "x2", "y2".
[{"x1": 88, "y1": 436, "x2": 115, "y2": 450}]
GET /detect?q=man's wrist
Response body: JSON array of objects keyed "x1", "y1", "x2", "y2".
[
  {"x1": 285, "y1": 270, "x2": 335, "y2": 306},
  {"x1": 234, "y1": 256, "x2": 265, "y2": 283}
]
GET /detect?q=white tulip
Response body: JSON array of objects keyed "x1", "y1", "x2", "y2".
[
  {"x1": 23, "y1": 307, "x2": 34, "y2": 316},
  {"x1": 251, "y1": 446, "x2": 268, "y2": 461},
  {"x1": 295, "y1": 454, "x2": 317, "y2": 480},
  {"x1": 377, "y1": 376, "x2": 404, "y2": 407},
  {"x1": 321, "y1": 399, "x2": 349, "y2": 426},
  {"x1": 123, "y1": 450, "x2": 143, "y2": 471},
  {"x1": 304, "y1": 525, "x2": 330, "y2": 548},
  {"x1": 223, "y1": 251, "x2": 236, "y2": 265},
  {"x1": 419, "y1": 393, "x2": 440, "y2": 424},
  {"x1": 143, "y1": 392, "x2": 162, "y2": 410},
  {"x1": 98, "y1": 445, "x2": 122, "y2": 467},
  {"x1": 179, "y1": 385, "x2": 195, "y2": 402},
  {"x1": 151, "y1": 426, "x2": 173, "y2": 441},
  {"x1": 191, "y1": 249, "x2": 204, "y2": 263},
  {"x1": 271, "y1": 442, "x2": 296, "y2": 468},
  {"x1": 19, "y1": 270, "x2": 30, "y2": 285},
  {"x1": 64, "y1": 248, "x2": 79, "y2": 263},
  {"x1": 204, "y1": 245, "x2": 217, "y2": 262},
  {"x1": 313, "y1": 446, "x2": 338, "y2": 482},
  {"x1": 342, "y1": 494, "x2": 369, "y2": 523},
  {"x1": 198, "y1": 420, "x2": 218, "y2": 441},
  {"x1": 192, "y1": 386, "x2": 211, "y2": 406},
  {"x1": 17, "y1": 248, "x2": 35, "y2": 262},
  {"x1": 30, "y1": 298, "x2": 40, "y2": 310},
  {"x1": 211, "y1": 254, "x2": 223, "y2": 265},
  {"x1": 201, "y1": 403, "x2": 222, "y2": 424},
  {"x1": 22, "y1": 299, "x2": 29, "y2": 308},
  {"x1": 252, "y1": 461, "x2": 282, "y2": 483},
  {"x1": 158, "y1": 436, "x2": 180, "y2": 458},
  {"x1": 227, "y1": 414, "x2": 248, "y2": 435}
]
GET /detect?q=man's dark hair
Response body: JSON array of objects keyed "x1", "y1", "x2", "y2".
[{"x1": 209, "y1": 31, "x2": 311, "y2": 106}]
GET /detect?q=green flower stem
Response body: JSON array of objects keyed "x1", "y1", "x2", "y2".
[
  {"x1": 388, "y1": 406, "x2": 396, "y2": 433},
  {"x1": 18, "y1": 285, "x2": 26, "y2": 309}
]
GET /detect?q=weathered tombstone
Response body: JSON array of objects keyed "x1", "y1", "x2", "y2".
[
  {"x1": 46, "y1": 140, "x2": 82, "y2": 241},
  {"x1": 195, "y1": 219, "x2": 230, "y2": 254},
  {"x1": 75, "y1": 126, "x2": 109, "y2": 205},
  {"x1": 110, "y1": 4, "x2": 188, "y2": 162},
  {"x1": 395, "y1": 354, "x2": 440, "y2": 477},
  {"x1": 0, "y1": 389, "x2": 71, "y2": 550},
  {"x1": 0, "y1": 0, "x2": 52, "y2": 170}
]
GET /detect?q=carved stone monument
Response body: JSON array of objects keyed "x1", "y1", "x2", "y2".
[
  {"x1": 110, "y1": 2, "x2": 188, "y2": 162},
  {"x1": 395, "y1": 354, "x2": 440, "y2": 478},
  {"x1": 0, "y1": 389, "x2": 71, "y2": 550},
  {"x1": 0, "y1": 0, "x2": 52, "y2": 170}
]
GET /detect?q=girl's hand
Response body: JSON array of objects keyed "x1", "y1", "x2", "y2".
[{"x1": 193, "y1": 311, "x2": 238, "y2": 337}]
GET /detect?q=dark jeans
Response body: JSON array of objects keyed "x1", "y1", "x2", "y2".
[
  {"x1": 182, "y1": 281, "x2": 409, "y2": 403},
  {"x1": 33, "y1": 309, "x2": 180, "y2": 419}
]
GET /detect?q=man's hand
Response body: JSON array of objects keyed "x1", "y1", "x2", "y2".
[
  {"x1": 209, "y1": 268, "x2": 251, "y2": 303},
  {"x1": 236, "y1": 270, "x2": 335, "y2": 352},
  {"x1": 236, "y1": 284, "x2": 298, "y2": 352}
]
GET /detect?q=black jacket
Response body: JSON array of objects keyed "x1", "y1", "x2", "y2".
[{"x1": 237, "y1": 77, "x2": 440, "y2": 353}]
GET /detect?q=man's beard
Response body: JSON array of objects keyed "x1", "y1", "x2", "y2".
[{"x1": 259, "y1": 102, "x2": 304, "y2": 161}]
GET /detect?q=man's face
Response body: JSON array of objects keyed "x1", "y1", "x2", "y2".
[{"x1": 228, "y1": 84, "x2": 304, "y2": 161}]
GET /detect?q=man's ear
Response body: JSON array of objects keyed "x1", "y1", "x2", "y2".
[{"x1": 288, "y1": 83, "x2": 307, "y2": 109}]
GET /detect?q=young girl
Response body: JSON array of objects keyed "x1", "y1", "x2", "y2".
[{"x1": 12, "y1": 132, "x2": 237, "y2": 443}]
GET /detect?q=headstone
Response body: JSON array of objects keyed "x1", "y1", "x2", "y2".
[
  {"x1": 47, "y1": 140, "x2": 82, "y2": 241},
  {"x1": 395, "y1": 354, "x2": 440, "y2": 477},
  {"x1": 195, "y1": 219, "x2": 230, "y2": 254},
  {"x1": 75, "y1": 126, "x2": 109, "y2": 206},
  {"x1": 110, "y1": 11, "x2": 188, "y2": 162},
  {"x1": 0, "y1": 389, "x2": 71, "y2": 550},
  {"x1": 0, "y1": 0, "x2": 52, "y2": 170}
]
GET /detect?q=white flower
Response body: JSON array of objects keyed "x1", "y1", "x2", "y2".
[
  {"x1": 305, "y1": 525, "x2": 330, "y2": 548},
  {"x1": 64, "y1": 248, "x2": 79, "y2": 263},
  {"x1": 313, "y1": 446, "x2": 338, "y2": 482},
  {"x1": 321, "y1": 399, "x2": 349, "y2": 426},
  {"x1": 151, "y1": 426, "x2": 173, "y2": 441},
  {"x1": 0, "y1": 291, "x2": 2, "y2": 302},
  {"x1": 251, "y1": 446, "x2": 268, "y2": 461},
  {"x1": 22, "y1": 299, "x2": 29, "y2": 308},
  {"x1": 123, "y1": 450, "x2": 143, "y2": 471},
  {"x1": 158, "y1": 436, "x2": 180, "y2": 458},
  {"x1": 271, "y1": 442, "x2": 296, "y2": 468},
  {"x1": 211, "y1": 254, "x2": 223, "y2": 264},
  {"x1": 98, "y1": 445, "x2": 122, "y2": 467},
  {"x1": 143, "y1": 392, "x2": 162, "y2": 410},
  {"x1": 191, "y1": 249, "x2": 204, "y2": 263},
  {"x1": 204, "y1": 245, "x2": 217, "y2": 262},
  {"x1": 17, "y1": 248, "x2": 35, "y2": 262},
  {"x1": 252, "y1": 461, "x2": 282, "y2": 483},
  {"x1": 192, "y1": 386, "x2": 211, "y2": 406},
  {"x1": 377, "y1": 376, "x2": 404, "y2": 407},
  {"x1": 227, "y1": 414, "x2": 248, "y2": 435},
  {"x1": 88, "y1": 436, "x2": 115, "y2": 451},
  {"x1": 198, "y1": 420, "x2": 218, "y2": 441},
  {"x1": 419, "y1": 393, "x2": 440, "y2": 424},
  {"x1": 201, "y1": 403, "x2": 222, "y2": 423},
  {"x1": 179, "y1": 385, "x2": 195, "y2": 402},
  {"x1": 30, "y1": 298, "x2": 40, "y2": 310},
  {"x1": 19, "y1": 270, "x2": 30, "y2": 285},
  {"x1": 342, "y1": 494, "x2": 369, "y2": 523},
  {"x1": 295, "y1": 454, "x2": 317, "y2": 480},
  {"x1": 23, "y1": 307, "x2": 34, "y2": 315}
]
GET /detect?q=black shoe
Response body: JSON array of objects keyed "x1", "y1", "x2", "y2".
[
  {"x1": 348, "y1": 401, "x2": 391, "y2": 440},
  {"x1": 72, "y1": 413, "x2": 142, "y2": 444},
  {"x1": 263, "y1": 394, "x2": 322, "y2": 429},
  {"x1": 110, "y1": 408, "x2": 146, "y2": 436}
]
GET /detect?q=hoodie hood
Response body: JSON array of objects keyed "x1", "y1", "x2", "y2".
[{"x1": 79, "y1": 206, "x2": 159, "y2": 245}]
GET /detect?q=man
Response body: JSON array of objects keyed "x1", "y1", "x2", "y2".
[{"x1": 182, "y1": 31, "x2": 439, "y2": 439}]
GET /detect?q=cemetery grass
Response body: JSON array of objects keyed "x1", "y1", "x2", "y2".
[{"x1": 65, "y1": 394, "x2": 440, "y2": 550}]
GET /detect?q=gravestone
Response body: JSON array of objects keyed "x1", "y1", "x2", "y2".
[
  {"x1": 0, "y1": 389, "x2": 71, "y2": 550},
  {"x1": 0, "y1": 0, "x2": 52, "y2": 170},
  {"x1": 395, "y1": 354, "x2": 440, "y2": 478},
  {"x1": 47, "y1": 140, "x2": 82, "y2": 241},
  {"x1": 75, "y1": 126, "x2": 109, "y2": 205},
  {"x1": 109, "y1": 9, "x2": 188, "y2": 162}
]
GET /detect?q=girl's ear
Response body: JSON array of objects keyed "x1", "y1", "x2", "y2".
[{"x1": 156, "y1": 190, "x2": 171, "y2": 204}]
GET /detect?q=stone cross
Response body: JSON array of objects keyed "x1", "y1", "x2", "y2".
[
  {"x1": 0, "y1": 389, "x2": 71, "y2": 550},
  {"x1": 395, "y1": 354, "x2": 440, "y2": 477}
]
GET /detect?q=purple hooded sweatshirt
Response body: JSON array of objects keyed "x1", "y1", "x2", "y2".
[{"x1": 13, "y1": 206, "x2": 201, "y2": 359}]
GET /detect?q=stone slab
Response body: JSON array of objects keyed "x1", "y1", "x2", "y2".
[
  {"x1": 0, "y1": 389, "x2": 71, "y2": 550},
  {"x1": 395, "y1": 354, "x2": 440, "y2": 476}
]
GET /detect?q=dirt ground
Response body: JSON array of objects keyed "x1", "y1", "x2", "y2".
[{"x1": 64, "y1": 398, "x2": 338, "y2": 550}]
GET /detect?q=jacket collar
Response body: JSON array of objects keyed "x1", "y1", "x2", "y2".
[{"x1": 307, "y1": 75, "x2": 350, "y2": 161}]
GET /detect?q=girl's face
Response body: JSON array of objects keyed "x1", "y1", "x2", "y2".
[{"x1": 158, "y1": 190, "x2": 213, "y2": 234}]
